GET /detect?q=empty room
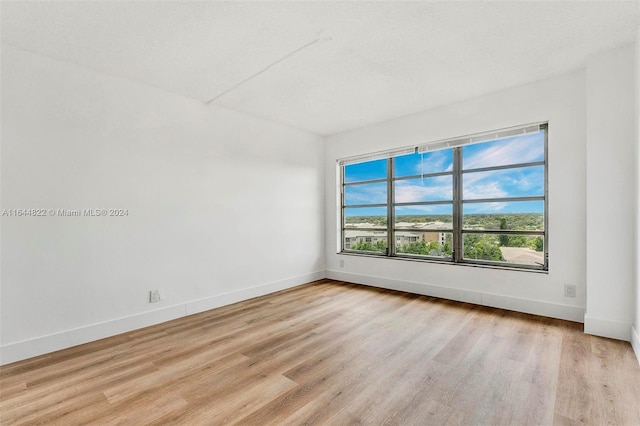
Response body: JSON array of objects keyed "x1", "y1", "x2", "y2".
[{"x1": 1, "y1": 1, "x2": 640, "y2": 424}]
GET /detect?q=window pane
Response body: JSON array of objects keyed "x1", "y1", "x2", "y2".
[
  {"x1": 344, "y1": 182, "x2": 387, "y2": 205},
  {"x1": 499, "y1": 236, "x2": 545, "y2": 266},
  {"x1": 462, "y1": 131, "x2": 545, "y2": 170},
  {"x1": 339, "y1": 124, "x2": 547, "y2": 271},
  {"x1": 344, "y1": 230, "x2": 387, "y2": 253},
  {"x1": 463, "y1": 233, "x2": 544, "y2": 267},
  {"x1": 462, "y1": 233, "x2": 504, "y2": 262},
  {"x1": 395, "y1": 176, "x2": 453, "y2": 203},
  {"x1": 344, "y1": 158, "x2": 387, "y2": 183},
  {"x1": 396, "y1": 232, "x2": 453, "y2": 258},
  {"x1": 344, "y1": 207, "x2": 387, "y2": 228},
  {"x1": 463, "y1": 202, "x2": 544, "y2": 231},
  {"x1": 394, "y1": 150, "x2": 453, "y2": 178},
  {"x1": 462, "y1": 166, "x2": 544, "y2": 200},
  {"x1": 395, "y1": 205, "x2": 453, "y2": 230}
]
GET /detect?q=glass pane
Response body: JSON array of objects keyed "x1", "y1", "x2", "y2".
[
  {"x1": 396, "y1": 232, "x2": 453, "y2": 258},
  {"x1": 344, "y1": 158, "x2": 387, "y2": 183},
  {"x1": 463, "y1": 233, "x2": 545, "y2": 267},
  {"x1": 395, "y1": 205, "x2": 453, "y2": 230},
  {"x1": 344, "y1": 207, "x2": 387, "y2": 228},
  {"x1": 462, "y1": 130, "x2": 545, "y2": 170},
  {"x1": 344, "y1": 230, "x2": 387, "y2": 253},
  {"x1": 462, "y1": 165, "x2": 544, "y2": 200},
  {"x1": 395, "y1": 176, "x2": 453, "y2": 203},
  {"x1": 394, "y1": 150, "x2": 453, "y2": 178},
  {"x1": 344, "y1": 182, "x2": 387, "y2": 206},
  {"x1": 499, "y1": 236, "x2": 545, "y2": 265},
  {"x1": 463, "y1": 233, "x2": 504, "y2": 262},
  {"x1": 463, "y1": 201, "x2": 544, "y2": 231}
]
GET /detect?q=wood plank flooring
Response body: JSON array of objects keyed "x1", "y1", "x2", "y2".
[{"x1": 1, "y1": 279, "x2": 639, "y2": 425}]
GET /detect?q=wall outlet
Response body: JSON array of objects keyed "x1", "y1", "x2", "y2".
[
  {"x1": 339, "y1": 259, "x2": 344, "y2": 268},
  {"x1": 564, "y1": 284, "x2": 576, "y2": 298},
  {"x1": 150, "y1": 289, "x2": 161, "y2": 303}
]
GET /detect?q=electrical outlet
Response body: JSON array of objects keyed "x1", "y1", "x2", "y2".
[
  {"x1": 339, "y1": 259, "x2": 344, "y2": 268},
  {"x1": 564, "y1": 284, "x2": 576, "y2": 298},
  {"x1": 150, "y1": 289, "x2": 161, "y2": 303}
]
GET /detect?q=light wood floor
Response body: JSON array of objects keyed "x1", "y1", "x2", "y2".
[{"x1": 1, "y1": 279, "x2": 639, "y2": 425}]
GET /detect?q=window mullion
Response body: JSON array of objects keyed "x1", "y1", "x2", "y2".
[
  {"x1": 453, "y1": 147, "x2": 462, "y2": 262},
  {"x1": 340, "y1": 166, "x2": 345, "y2": 253},
  {"x1": 543, "y1": 122, "x2": 549, "y2": 269},
  {"x1": 388, "y1": 157, "x2": 395, "y2": 257}
]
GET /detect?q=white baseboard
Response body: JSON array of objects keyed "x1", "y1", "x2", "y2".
[
  {"x1": 583, "y1": 315, "x2": 632, "y2": 341},
  {"x1": 0, "y1": 270, "x2": 325, "y2": 366},
  {"x1": 327, "y1": 269, "x2": 585, "y2": 323},
  {"x1": 631, "y1": 325, "x2": 640, "y2": 365}
]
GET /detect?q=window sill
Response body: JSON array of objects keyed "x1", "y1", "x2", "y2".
[{"x1": 338, "y1": 251, "x2": 549, "y2": 274}]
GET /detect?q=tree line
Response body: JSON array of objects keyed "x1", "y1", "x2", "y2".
[
  {"x1": 348, "y1": 213, "x2": 544, "y2": 260},
  {"x1": 346, "y1": 213, "x2": 543, "y2": 231}
]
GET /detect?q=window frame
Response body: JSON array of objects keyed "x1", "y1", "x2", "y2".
[{"x1": 339, "y1": 123, "x2": 548, "y2": 272}]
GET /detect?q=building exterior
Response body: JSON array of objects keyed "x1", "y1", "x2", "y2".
[{"x1": 344, "y1": 221, "x2": 451, "y2": 250}]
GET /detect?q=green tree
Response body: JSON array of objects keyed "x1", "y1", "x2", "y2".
[
  {"x1": 532, "y1": 236, "x2": 543, "y2": 252},
  {"x1": 464, "y1": 234, "x2": 504, "y2": 261},
  {"x1": 507, "y1": 235, "x2": 528, "y2": 247},
  {"x1": 352, "y1": 239, "x2": 387, "y2": 253},
  {"x1": 398, "y1": 240, "x2": 428, "y2": 255},
  {"x1": 398, "y1": 240, "x2": 450, "y2": 257},
  {"x1": 351, "y1": 241, "x2": 373, "y2": 251},
  {"x1": 499, "y1": 217, "x2": 509, "y2": 246}
]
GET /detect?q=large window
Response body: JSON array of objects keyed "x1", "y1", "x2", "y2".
[{"x1": 340, "y1": 123, "x2": 548, "y2": 271}]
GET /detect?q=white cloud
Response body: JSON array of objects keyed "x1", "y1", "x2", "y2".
[
  {"x1": 463, "y1": 134, "x2": 543, "y2": 170},
  {"x1": 415, "y1": 150, "x2": 454, "y2": 175},
  {"x1": 462, "y1": 180, "x2": 507, "y2": 200},
  {"x1": 395, "y1": 176, "x2": 452, "y2": 203},
  {"x1": 395, "y1": 204, "x2": 451, "y2": 214},
  {"x1": 465, "y1": 202, "x2": 508, "y2": 214},
  {"x1": 345, "y1": 183, "x2": 387, "y2": 205},
  {"x1": 462, "y1": 166, "x2": 543, "y2": 199}
]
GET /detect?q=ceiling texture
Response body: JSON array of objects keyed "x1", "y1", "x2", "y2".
[{"x1": 1, "y1": 1, "x2": 638, "y2": 136}]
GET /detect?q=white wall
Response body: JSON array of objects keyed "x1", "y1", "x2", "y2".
[
  {"x1": 584, "y1": 44, "x2": 636, "y2": 341},
  {"x1": 0, "y1": 45, "x2": 325, "y2": 364},
  {"x1": 326, "y1": 70, "x2": 587, "y2": 323}
]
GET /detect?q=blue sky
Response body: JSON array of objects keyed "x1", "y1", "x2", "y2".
[{"x1": 344, "y1": 131, "x2": 545, "y2": 216}]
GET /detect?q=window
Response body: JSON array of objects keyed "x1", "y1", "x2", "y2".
[{"x1": 339, "y1": 123, "x2": 548, "y2": 271}]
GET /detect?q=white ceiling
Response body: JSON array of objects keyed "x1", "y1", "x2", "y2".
[{"x1": 1, "y1": 1, "x2": 638, "y2": 136}]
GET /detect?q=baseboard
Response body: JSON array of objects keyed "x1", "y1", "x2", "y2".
[
  {"x1": 631, "y1": 325, "x2": 640, "y2": 365},
  {"x1": 327, "y1": 269, "x2": 585, "y2": 323},
  {"x1": 184, "y1": 270, "x2": 325, "y2": 316},
  {"x1": 0, "y1": 270, "x2": 325, "y2": 366},
  {"x1": 583, "y1": 315, "x2": 632, "y2": 342}
]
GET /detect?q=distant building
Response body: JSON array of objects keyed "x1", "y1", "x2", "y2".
[{"x1": 344, "y1": 221, "x2": 452, "y2": 250}]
